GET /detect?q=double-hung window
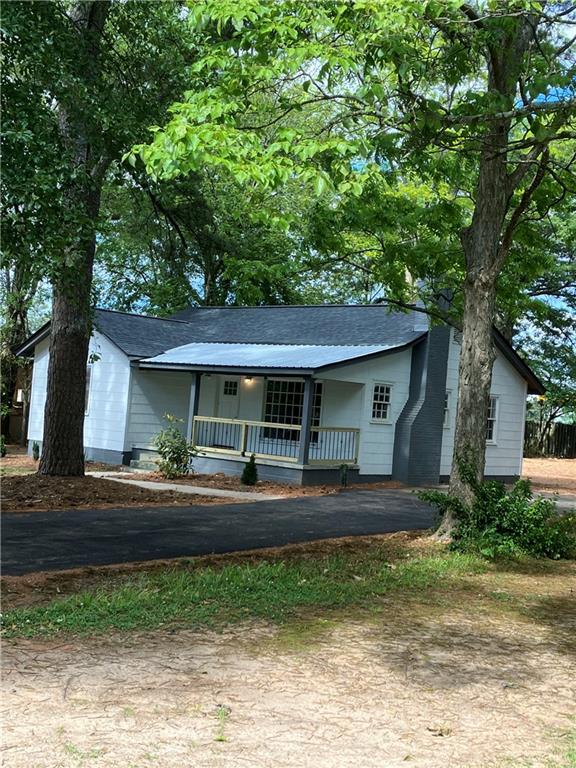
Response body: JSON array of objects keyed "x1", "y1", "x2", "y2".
[
  {"x1": 371, "y1": 383, "x2": 392, "y2": 422},
  {"x1": 486, "y1": 395, "x2": 498, "y2": 443}
]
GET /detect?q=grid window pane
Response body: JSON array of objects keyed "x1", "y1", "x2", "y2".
[
  {"x1": 223, "y1": 380, "x2": 238, "y2": 396},
  {"x1": 264, "y1": 380, "x2": 323, "y2": 440},
  {"x1": 372, "y1": 384, "x2": 391, "y2": 421}
]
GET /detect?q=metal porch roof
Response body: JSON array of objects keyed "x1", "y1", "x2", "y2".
[{"x1": 139, "y1": 341, "x2": 412, "y2": 372}]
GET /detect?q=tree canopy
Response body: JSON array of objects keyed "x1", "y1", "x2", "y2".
[{"x1": 136, "y1": 0, "x2": 576, "y2": 517}]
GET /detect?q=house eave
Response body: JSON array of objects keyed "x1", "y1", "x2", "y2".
[
  {"x1": 492, "y1": 329, "x2": 545, "y2": 396},
  {"x1": 136, "y1": 361, "x2": 316, "y2": 377}
]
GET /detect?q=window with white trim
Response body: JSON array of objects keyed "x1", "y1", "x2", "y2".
[
  {"x1": 85, "y1": 365, "x2": 92, "y2": 415},
  {"x1": 223, "y1": 380, "x2": 238, "y2": 396},
  {"x1": 486, "y1": 395, "x2": 498, "y2": 442},
  {"x1": 371, "y1": 383, "x2": 391, "y2": 422}
]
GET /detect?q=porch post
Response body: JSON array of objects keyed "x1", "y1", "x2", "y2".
[
  {"x1": 298, "y1": 376, "x2": 314, "y2": 465},
  {"x1": 186, "y1": 372, "x2": 201, "y2": 443}
]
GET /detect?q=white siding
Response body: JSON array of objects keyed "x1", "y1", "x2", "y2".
[
  {"x1": 321, "y1": 349, "x2": 412, "y2": 475},
  {"x1": 485, "y1": 357, "x2": 528, "y2": 477},
  {"x1": 27, "y1": 336, "x2": 50, "y2": 443},
  {"x1": 27, "y1": 331, "x2": 131, "y2": 453},
  {"x1": 440, "y1": 330, "x2": 528, "y2": 477},
  {"x1": 126, "y1": 369, "x2": 192, "y2": 448},
  {"x1": 85, "y1": 333, "x2": 132, "y2": 451},
  {"x1": 318, "y1": 380, "x2": 363, "y2": 429}
]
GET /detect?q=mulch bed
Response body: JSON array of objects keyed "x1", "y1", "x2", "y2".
[
  {"x1": 131, "y1": 472, "x2": 407, "y2": 497},
  {"x1": 1, "y1": 475, "x2": 225, "y2": 514}
]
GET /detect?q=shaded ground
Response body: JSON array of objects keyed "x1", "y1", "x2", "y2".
[
  {"x1": 1, "y1": 489, "x2": 434, "y2": 575},
  {"x1": 1, "y1": 475, "x2": 224, "y2": 514},
  {"x1": 523, "y1": 457, "x2": 576, "y2": 493},
  {"x1": 2, "y1": 538, "x2": 575, "y2": 768},
  {"x1": 0, "y1": 445, "x2": 123, "y2": 477}
]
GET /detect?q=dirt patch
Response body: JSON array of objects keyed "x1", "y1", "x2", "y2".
[
  {"x1": 2, "y1": 560, "x2": 575, "y2": 768},
  {"x1": 523, "y1": 457, "x2": 576, "y2": 493},
  {"x1": 1, "y1": 475, "x2": 228, "y2": 514}
]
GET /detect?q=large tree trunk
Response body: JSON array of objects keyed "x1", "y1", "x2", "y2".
[
  {"x1": 438, "y1": 276, "x2": 497, "y2": 535},
  {"x1": 439, "y1": 12, "x2": 538, "y2": 535},
  {"x1": 38, "y1": 186, "x2": 101, "y2": 476},
  {"x1": 38, "y1": 1, "x2": 110, "y2": 476}
]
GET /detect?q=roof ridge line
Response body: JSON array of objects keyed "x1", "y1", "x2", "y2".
[{"x1": 95, "y1": 307, "x2": 191, "y2": 324}]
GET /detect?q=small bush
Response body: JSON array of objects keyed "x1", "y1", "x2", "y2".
[
  {"x1": 421, "y1": 478, "x2": 576, "y2": 560},
  {"x1": 0, "y1": 435, "x2": 6, "y2": 458},
  {"x1": 32, "y1": 442, "x2": 40, "y2": 461},
  {"x1": 241, "y1": 454, "x2": 258, "y2": 486},
  {"x1": 153, "y1": 414, "x2": 196, "y2": 479}
]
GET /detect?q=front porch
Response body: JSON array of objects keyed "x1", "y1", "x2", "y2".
[
  {"x1": 192, "y1": 416, "x2": 360, "y2": 465},
  {"x1": 128, "y1": 366, "x2": 364, "y2": 482}
]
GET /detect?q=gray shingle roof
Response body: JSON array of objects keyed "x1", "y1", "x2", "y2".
[
  {"x1": 16, "y1": 304, "x2": 544, "y2": 393},
  {"x1": 93, "y1": 310, "x2": 196, "y2": 359},
  {"x1": 169, "y1": 305, "x2": 426, "y2": 346},
  {"x1": 93, "y1": 305, "x2": 427, "y2": 358}
]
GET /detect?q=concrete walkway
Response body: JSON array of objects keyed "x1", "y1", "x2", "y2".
[{"x1": 87, "y1": 472, "x2": 287, "y2": 501}]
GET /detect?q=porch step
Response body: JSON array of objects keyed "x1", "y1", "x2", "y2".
[{"x1": 129, "y1": 459, "x2": 159, "y2": 471}]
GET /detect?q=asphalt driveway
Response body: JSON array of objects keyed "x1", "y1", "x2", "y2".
[{"x1": 1, "y1": 490, "x2": 435, "y2": 576}]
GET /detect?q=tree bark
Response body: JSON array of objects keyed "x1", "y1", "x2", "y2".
[
  {"x1": 38, "y1": 1, "x2": 110, "y2": 476},
  {"x1": 443, "y1": 12, "x2": 538, "y2": 532},
  {"x1": 38, "y1": 185, "x2": 102, "y2": 475}
]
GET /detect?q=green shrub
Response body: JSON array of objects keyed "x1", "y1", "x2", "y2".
[
  {"x1": 32, "y1": 442, "x2": 40, "y2": 461},
  {"x1": 153, "y1": 414, "x2": 196, "y2": 479},
  {"x1": 241, "y1": 454, "x2": 258, "y2": 486},
  {"x1": 0, "y1": 435, "x2": 6, "y2": 458},
  {"x1": 421, "y1": 478, "x2": 576, "y2": 560}
]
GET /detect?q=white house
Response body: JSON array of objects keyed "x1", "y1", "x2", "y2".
[{"x1": 18, "y1": 305, "x2": 543, "y2": 485}]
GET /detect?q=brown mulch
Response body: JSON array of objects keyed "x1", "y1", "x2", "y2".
[
  {"x1": 0, "y1": 475, "x2": 226, "y2": 514},
  {"x1": 128, "y1": 471, "x2": 407, "y2": 497}
]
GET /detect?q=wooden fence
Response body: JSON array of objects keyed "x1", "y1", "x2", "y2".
[{"x1": 524, "y1": 421, "x2": 576, "y2": 459}]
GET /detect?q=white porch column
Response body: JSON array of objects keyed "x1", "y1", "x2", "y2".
[
  {"x1": 186, "y1": 372, "x2": 201, "y2": 443},
  {"x1": 298, "y1": 376, "x2": 314, "y2": 465}
]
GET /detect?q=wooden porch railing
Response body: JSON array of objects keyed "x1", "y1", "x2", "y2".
[{"x1": 192, "y1": 416, "x2": 360, "y2": 465}]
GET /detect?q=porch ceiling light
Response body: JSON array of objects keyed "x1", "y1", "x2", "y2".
[{"x1": 244, "y1": 376, "x2": 253, "y2": 383}]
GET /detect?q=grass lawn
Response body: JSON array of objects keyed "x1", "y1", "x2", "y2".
[{"x1": 2, "y1": 537, "x2": 489, "y2": 638}]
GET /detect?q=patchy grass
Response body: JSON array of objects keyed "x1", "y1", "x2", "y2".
[
  {"x1": 0, "y1": 464, "x2": 36, "y2": 477},
  {"x1": 2, "y1": 544, "x2": 487, "y2": 639}
]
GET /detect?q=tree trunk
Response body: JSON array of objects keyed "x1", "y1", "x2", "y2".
[
  {"x1": 440, "y1": 275, "x2": 497, "y2": 533},
  {"x1": 37, "y1": 1, "x2": 110, "y2": 476},
  {"x1": 38, "y1": 186, "x2": 101, "y2": 476}
]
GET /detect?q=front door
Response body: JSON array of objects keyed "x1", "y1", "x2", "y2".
[{"x1": 218, "y1": 377, "x2": 240, "y2": 420}]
